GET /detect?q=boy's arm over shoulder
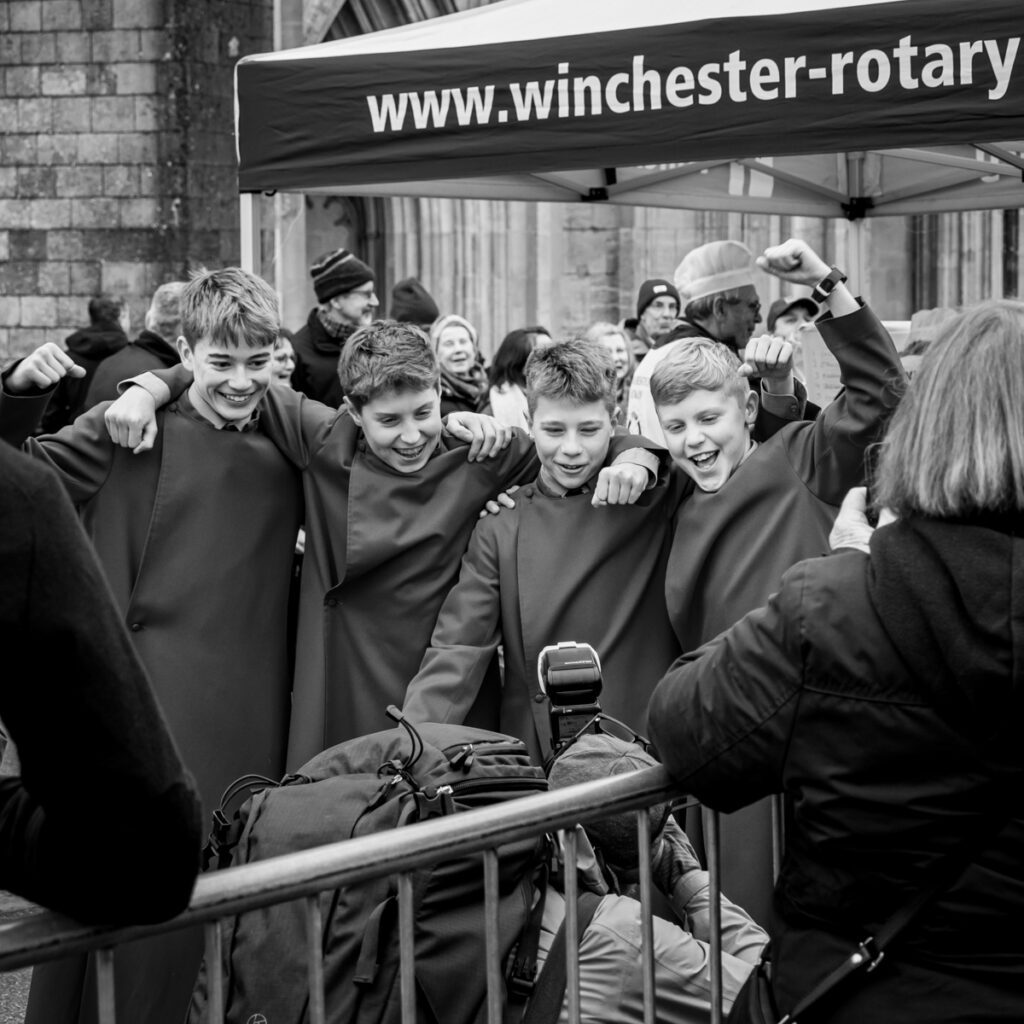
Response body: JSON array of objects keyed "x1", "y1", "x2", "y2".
[
  {"x1": 402, "y1": 516, "x2": 505, "y2": 726},
  {"x1": 258, "y1": 384, "x2": 342, "y2": 469}
]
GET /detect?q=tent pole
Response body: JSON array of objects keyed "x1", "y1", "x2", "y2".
[
  {"x1": 844, "y1": 218, "x2": 868, "y2": 301},
  {"x1": 240, "y1": 193, "x2": 260, "y2": 275}
]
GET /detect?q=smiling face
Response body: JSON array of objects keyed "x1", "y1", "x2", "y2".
[
  {"x1": 345, "y1": 386, "x2": 443, "y2": 474},
  {"x1": 179, "y1": 334, "x2": 274, "y2": 428},
  {"x1": 529, "y1": 395, "x2": 615, "y2": 492},
  {"x1": 330, "y1": 282, "x2": 378, "y2": 327},
  {"x1": 272, "y1": 336, "x2": 296, "y2": 385},
  {"x1": 596, "y1": 331, "x2": 630, "y2": 380},
  {"x1": 436, "y1": 324, "x2": 477, "y2": 379},
  {"x1": 656, "y1": 386, "x2": 758, "y2": 492}
]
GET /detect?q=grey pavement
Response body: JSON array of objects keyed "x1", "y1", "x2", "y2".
[{"x1": 0, "y1": 891, "x2": 37, "y2": 1024}]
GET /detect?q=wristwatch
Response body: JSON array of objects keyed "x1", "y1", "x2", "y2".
[{"x1": 810, "y1": 266, "x2": 848, "y2": 304}]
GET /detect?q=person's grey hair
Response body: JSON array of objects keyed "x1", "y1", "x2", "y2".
[
  {"x1": 875, "y1": 299, "x2": 1024, "y2": 517},
  {"x1": 684, "y1": 287, "x2": 748, "y2": 322},
  {"x1": 180, "y1": 268, "x2": 280, "y2": 350},
  {"x1": 525, "y1": 338, "x2": 616, "y2": 415},
  {"x1": 650, "y1": 339, "x2": 749, "y2": 408},
  {"x1": 145, "y1": 281, "x2": 187, "y2": 340}
]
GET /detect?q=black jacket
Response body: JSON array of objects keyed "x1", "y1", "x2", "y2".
[
  {"x1": 291, "y1": 310, "x2": 354, "y2": 409},
  {"x1": 37, "y1": 322, "x2": 128, "y2": 433},
  {"x1": 649, "y1": 516, "x2": 1024, "y2": 1022},
  {"x1": 0, "y1": 445, "x2": 201, "y2": 924},
  {"x1": 84, "y1": 329, "x2": 180, "y2": 407}
]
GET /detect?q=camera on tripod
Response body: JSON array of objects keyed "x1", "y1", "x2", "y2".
[{"x1": 537, "y1": 641, "x2": 604, "y2": 756}]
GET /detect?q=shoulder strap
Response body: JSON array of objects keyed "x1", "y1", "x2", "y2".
[
  {"x1": 780, "y1": 797, "x2": 1016, "y2": 1024},
  {"x1": 521, "y1": 890, "x2": 602, "y2": 1024}
]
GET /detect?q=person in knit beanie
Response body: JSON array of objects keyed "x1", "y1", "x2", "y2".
[
  {"x1": 390, "y1": 277, "x2": 440, "y2": 329},
  {"x1": 291, "y1": 247, "x2": 378, "y2": 408},
  {"x1": 632, "y1": 278, "x2": 681, "y2": 362}
]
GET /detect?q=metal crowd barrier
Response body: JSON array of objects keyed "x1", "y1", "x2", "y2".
[{"x1": 0, "y1": 766, "x2": 784, "y2": 1024}]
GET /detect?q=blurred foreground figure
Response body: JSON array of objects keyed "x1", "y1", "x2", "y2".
[
  {"x1": 0, "y1": 444, "x2": 200, "y2": 922},
  {"x1": 649, "y1": 300, "x2": 1024, "y2": 1023}
]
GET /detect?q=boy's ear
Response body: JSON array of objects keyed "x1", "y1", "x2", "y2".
[
  {"x1": 342, "y1": 395, "x2": 362, "y2": 425},
  {"x1": 743, "y1": 388, "x2": 760, "y2": 427},
  {"x1": 176, "y1": 335, "x2": 194, "y2": 368}
]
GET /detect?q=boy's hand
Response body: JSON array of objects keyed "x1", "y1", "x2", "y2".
[
  {"x1": 740, "y1": 334, "x2": 795, "y2": 389},
  {"x1": 5, "y1": 344, "x2": 85, "y2": 392},
  {"x1": 444, "y1": 412, "x2": 513, "y2": 461},
  {"x1": 478, "y1": 485, "x2": 520, "y2": 518},
  {"x1": 755, "y1": 238, "x2": 831, "y2": 287},
  {"x1": 105, "y1": 386, "x2": 159, "y2": 454},
  {"x1": 592, "y1": 463, "x2": 648, "y2": 507},
  {"x1": 828, "y1": 487, "x2": 874, "y2": 553}
]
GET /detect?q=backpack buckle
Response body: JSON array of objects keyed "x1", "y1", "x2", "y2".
[
  {"x1": 507, "y1": 958, "x2": 537, "y2": 999},
  {"x1": 415, "y1": 784, "x2": 455, "y2": 819}
]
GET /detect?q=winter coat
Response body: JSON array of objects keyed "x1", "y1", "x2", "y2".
[
  {"x1": 84, "y1": 329, "x2": 179, "y2": 407},
  {"x1": 648, "y1": 515, "x2": 1024, "y2": 1023},
  {"x1": 439, "y1": 363, "x2": 488, "y2": 417},
  {"x1": 291, "y1": 308, "x2": 354, "y2": 408},
  {"x1": 38, "y1": 322, "x2": 128, "y2": 432}
]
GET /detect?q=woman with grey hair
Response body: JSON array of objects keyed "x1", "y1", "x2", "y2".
[{"x1": 648, "y1": 299, "x2": 1024, "y2": 1023}]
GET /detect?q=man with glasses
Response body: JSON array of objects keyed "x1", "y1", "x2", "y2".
[
  {"x1": 292, "y1": 247, "x2": 379, "y2": 407},
  {"x1": 628, "y1": 239, "x2": 818, "y2": 444}
]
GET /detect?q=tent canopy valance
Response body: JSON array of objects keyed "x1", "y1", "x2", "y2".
[{"x1": 234, "y1": 0, "x2": 1024, "y2": 221}]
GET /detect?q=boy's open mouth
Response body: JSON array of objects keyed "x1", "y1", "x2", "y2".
[
  {"x1": 690, "y1": 451, "x2": 718, "y2": 469},
  {"x1": 395, "y1": 443, "x2": 426, "y2": 460}
]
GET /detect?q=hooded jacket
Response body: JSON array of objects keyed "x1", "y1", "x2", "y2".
[
  {"x1": 84, "y1": 329, "x2": 180, "y2": 408},
  {"x1": 649, "y1": 515, "x2": 1024, "y2": 1023}
]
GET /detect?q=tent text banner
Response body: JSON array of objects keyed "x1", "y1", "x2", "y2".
[{"x1": 236, "y1": 0, "x2": 1024, "y2": 193}]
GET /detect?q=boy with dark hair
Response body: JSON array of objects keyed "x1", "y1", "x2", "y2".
[
  {"x1": 0, "y1": 267, "x2": 303, "y2": 1024},
  {"x1": 402, "y1": 338, "x2": 683, "y2": 761},
  {"x1": 106, "y1": 320, "x2": 657, "y2": 767}
]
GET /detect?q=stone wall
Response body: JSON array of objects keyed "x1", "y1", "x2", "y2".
[{"x1": 0, "y1": 0, "x2": 272, "y2": 362}]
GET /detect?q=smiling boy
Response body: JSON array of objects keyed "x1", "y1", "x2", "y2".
[
  {"x1": 108, "y1": 320, "x2": 656, "y2": 766},
  {"x1": 402, "y1": 339, "x2": 683, "y2": 762},
  {"x1": 651, "y1": 238, "x2": 905, "y2": 654},
  {"x1": 0, "y1": 267, "x2": 302, "y2": 1024}
]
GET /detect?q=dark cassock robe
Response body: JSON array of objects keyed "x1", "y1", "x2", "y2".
[{"x1": 402, "y1": 455, "x2": 685, "y2": 763}]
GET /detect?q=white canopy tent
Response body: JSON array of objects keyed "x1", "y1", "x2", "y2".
[{"x1": 236, "y1": 0, "x2": 1024, "y2": 286}]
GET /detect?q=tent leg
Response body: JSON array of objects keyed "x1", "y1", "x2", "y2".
[
  {"x1": 240, "y1": 193, "x2": 261, "y2": 274},
  {"x1": 844, "y1": 218, "x2": 868, "y2": 299}
]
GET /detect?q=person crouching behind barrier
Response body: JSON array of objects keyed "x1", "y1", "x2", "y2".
[{"x1": 522, "y1": 734, "x2": 766, "y2": 1024}]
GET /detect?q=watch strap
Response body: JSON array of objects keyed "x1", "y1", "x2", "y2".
[{"x1": 810, "y1": 266, "x2": 848, "y2": 304}]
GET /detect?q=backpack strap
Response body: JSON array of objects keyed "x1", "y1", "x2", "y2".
[{"x1": 521, "y1": 890, "x2": 602, "y2": 1024}]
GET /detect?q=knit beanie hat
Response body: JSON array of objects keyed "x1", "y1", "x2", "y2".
[
  {"x1": 310, "y1": 248, "x2": 375, "y2": 304},
  {"x1": 430, "y1": 313, "x2": 478, "y2": 351},
  {"x1": 636, "y1": 279, "x2": 681, "y2": 317},
  {"x1": 674, "y1": 240, "x2": 756, "y2": 304},
  {"x1": 548, "y1": 733, "x2": 670, "y2": 871},
  {"x1": 390, "y1": 277, "x2": 440, "y2": 327}
]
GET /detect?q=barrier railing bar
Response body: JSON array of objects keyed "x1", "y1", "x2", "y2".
[
  {"x1": 95, "y1": 946, "x2": 116, "y2": 1024},
  {"x1": 203, "y1": 920, "x2": 224, "y2": 1024},
  {"x1": 398, "y1": 872, "x2": 416, "y2": 1023},
  {"x1": 305, "y1": 895, "x2": 326, "y2": 1024},
  {"x1": 0, "y1": 768, "x2": 685, "y2": 973},
  {"x1": 561, "y1": 827, "x2": 581, "y2": 1024},
  {"x1": 707, "y1": 809, "x2": 723, "y2": 1024},
  {"x1": 482, "y1": 848, "x2": 503, "y2": 1024},
  {"x1": 636, "y1": 809, "x2": 656, "y2": 1024}
]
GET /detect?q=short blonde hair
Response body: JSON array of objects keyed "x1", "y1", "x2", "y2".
[
  {"x1": 650, "y1": 339, "x2": 750, "y2": 408},
  {"x1": 180, "y1": 268, "x2": 279, "y2": 350},
  {"x1": 875, "y1": 300, "x2": 1024, "y2": 517}
]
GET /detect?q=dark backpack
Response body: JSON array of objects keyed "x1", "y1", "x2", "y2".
[{"x1": 188, "y1": 718, "x2": 548, "y2": 1024}]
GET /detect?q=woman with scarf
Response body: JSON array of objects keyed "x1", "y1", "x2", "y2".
[
  {"x1": 648, "y1": 299, "x2": 1024, "y2": 1023},
  {"x1": 430, "y1": 314, "x2": 489, "y2": 416}
]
